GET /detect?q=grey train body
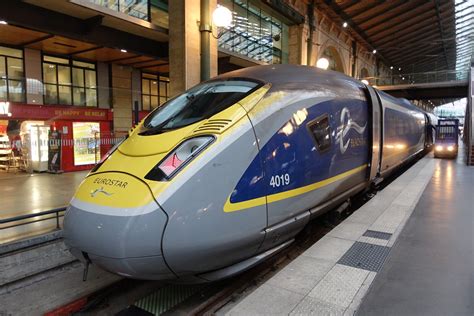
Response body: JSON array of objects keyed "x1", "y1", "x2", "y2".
[{"x1": 63, "y1": 65, "x2": 429, "y2": 282}]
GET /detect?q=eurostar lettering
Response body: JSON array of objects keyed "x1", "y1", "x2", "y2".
[{"x1": 93, "y1": 178, "x2": 128, "y2": 188}]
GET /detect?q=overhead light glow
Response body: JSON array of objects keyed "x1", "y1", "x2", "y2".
[
  {"x1": 390, "y1": 66, "x2": 393, "y2": 70},
  {"x1": 398, "y1": 67, "x2": 401, "y2": 71},
  {"x1": 343, "y1": 22, "x2": 348, "y2": 28},
  {"x1": 120, "y1": 49, "x2": 127, "y2": 53},
  {"x1": 212, "y1": 5, "x2": 233, "y2": 28},
  {"x1": 0, "y1": 21, "x2": 7, "y2": 25},
  {"x1": 372, "y1": 49, "x2": 377, "y2": 54},
  {"x1": 402, "y1": 77, "x2": 405, "y2": 80},
  {"x1": 316, "y1": 58, "x2": 329, "y2": 70}
]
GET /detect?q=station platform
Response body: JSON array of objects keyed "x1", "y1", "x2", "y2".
[
  {"x1": 222, "y1": 154, "x2": 473, "y2": 315},
  {"x1": 0, "y1": 170, "x2": 87, "y2": 243}
]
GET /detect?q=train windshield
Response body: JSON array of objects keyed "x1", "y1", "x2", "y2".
[{"x1": 141, "y1": 79, "x2": 260, "y2": 134}]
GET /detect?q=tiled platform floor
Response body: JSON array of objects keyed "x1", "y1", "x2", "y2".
[
  {"x1": 0, "y1": 171, "x2": 87, "y2": 243},
  {"x1": 221, "y1": 156, "x2": 439, "y2": 315},
  {"x1": 357, "y1": 156, "x2": 473, "y2": 315}
]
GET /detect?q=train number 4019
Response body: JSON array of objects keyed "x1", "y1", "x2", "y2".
[{"x1": 270, "y1": 174, "x2": 290, "y2": 188}]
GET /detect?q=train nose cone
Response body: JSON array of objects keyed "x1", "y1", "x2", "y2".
[{"x1": 63, "y1": 172, "x2": 175, "y2": 280}]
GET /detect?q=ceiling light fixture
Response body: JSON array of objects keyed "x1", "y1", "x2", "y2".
[
  {"x1": 390, "y1": 66, "x2": 393, "y2": 70},
  {"x1": 120, "y1": 49, "x2": 127, "y2": 53},
  {"x1": 343, "y1": 22, "x2": 348, "y2": 28},
  {"x1": 0, "y1": 21, "x2": 7, "y2": 25},
  {"x1": 316, "y1": 58, "x2": 329, "y2": 70},
  {"x1": 372, "y1": 49, "x2": 377, "y2": 54}
]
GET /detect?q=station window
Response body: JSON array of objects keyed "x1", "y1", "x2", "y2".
[
  {"x1": 141, "y1": 73, "x2": 169, "y2": 110},
  {"x1": 42, "y1": 56, "x2": 97, "y2": 107},
  {"x1": 86, "y1": 0, "x2": 169, "y2": 28},
  {"x1": 87, "y1": 0, "x2": 149, "y2": 20},
  {"x1": 308, "y1": 115, "x2": 331, "y2": 152},
  {"x1": 0, "y1": 46, "x2": 25, "y2": 103},
  {"x1": 217, "y1": 0, "x2": 289, "y2": 64},
  {"x1": 151, "y1": 0, "x2": 169, "y2": 28}
]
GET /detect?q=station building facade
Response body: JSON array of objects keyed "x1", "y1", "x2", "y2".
[{"x1": 0, "y1": 0, "x2": 386, "y2": 172}]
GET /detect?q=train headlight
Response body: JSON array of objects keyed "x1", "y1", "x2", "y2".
[
  {"x1": 145, "y1": 136, "x2": 215, "y2": 181},
  {"x1": 435, "y1": 145, "x2": 443, "y2": 151},
  {"x1": 447, "y1": 145, "x2": 454, "y2": 152}
]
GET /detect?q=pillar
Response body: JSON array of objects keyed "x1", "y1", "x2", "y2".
[
  {"x1": 169, "y1": 0, "x2": 217, "y2": 97},
  {"x1": 288, "y1": 24, "x2": 307, "y2": 65},
  {"x1": 24, "y1": 48, "x2": 43, "y2": 105},
  {"x1": 111, "y1": 64, "x2": 132, "y2": 135},
  {"x1": 97, "y1": 62, "x2": 110, "y2": 109}
]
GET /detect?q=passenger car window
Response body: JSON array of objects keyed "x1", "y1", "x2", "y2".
[{"x1": 308, "y1": 115, "x2": 331, "y2": 152}]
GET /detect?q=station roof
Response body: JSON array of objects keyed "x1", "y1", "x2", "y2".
[
  {"x1": 316, "y1": 0, "x2": 474, "y2": 79},
  {"x1": 0, "y1": 1, "x2": 169, "y2": 73}
]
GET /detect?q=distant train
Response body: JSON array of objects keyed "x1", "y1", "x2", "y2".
[{"x1": 64, "y1": 65, "x2": 433, "y2": 282}]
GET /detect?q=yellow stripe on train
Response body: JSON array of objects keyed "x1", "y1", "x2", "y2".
[{"x1": 223, "y1": 164, "x2": 368, "y2": 213}]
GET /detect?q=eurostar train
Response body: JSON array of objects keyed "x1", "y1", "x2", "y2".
[{"x1": 64, "y1": 65, "x2": 430, "y2": 282}]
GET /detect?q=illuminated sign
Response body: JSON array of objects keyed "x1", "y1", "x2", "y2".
[{"x1": 0, "y1": 102, "x2": 11, "y2": 117}]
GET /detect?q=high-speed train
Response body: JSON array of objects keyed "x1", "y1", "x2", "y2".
[{"x1": 64, "y1": 65, "x2": 431, "y2": 282}]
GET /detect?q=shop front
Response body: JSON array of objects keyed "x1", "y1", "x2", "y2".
[{"x1": 0, "y1": 102, "x2": 114, "y2": 172}]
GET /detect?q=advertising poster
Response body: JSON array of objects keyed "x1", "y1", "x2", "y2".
[{"x1": 72, "y1": 122, "x2": 100, "y2": 166}]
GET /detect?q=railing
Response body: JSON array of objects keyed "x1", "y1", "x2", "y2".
[
  {"x1": 0, "y1": 206, "x2": 67, "y2": 231},
  {"x1": 361, "y1": 69, "x2": 470, "y2": 86}
]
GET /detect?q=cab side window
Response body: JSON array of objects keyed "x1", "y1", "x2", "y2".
[{"x1": 308, "y1": 114, "x2": 331, "y2": 152}]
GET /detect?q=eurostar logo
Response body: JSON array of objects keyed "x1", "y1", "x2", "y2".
[
  {"x1": 90, "y1": 187, "x2": 113, "y2": 198},
  {"x1": 336, "y1": 107, "x2": 367, "y2": 154}
]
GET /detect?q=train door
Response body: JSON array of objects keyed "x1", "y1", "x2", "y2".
[{"x1": 365, "y1": 86, "x2": 383, "y2": 181}]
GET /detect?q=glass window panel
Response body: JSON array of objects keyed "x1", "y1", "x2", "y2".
[
  {"x1": 8, "y1": 80, "x2": 24, "y2": 102},
  {"x1": 58, "y1": 66, "x2": 71, "y2": 85},
  {"x1": 91, "y1": 0, "x2": 119, "y2": 10},
  {"x1": 143, "y1": 73, "x2": 157, "y2": 79},
  {"x1": 151, "y1": 5, "x2": 169, "y2": 28},
  {"x1": 120, "y1": 0, "x2": 148, "y2": 20},
  {"x1": 72, "y1": 68, "x2": 84, "y2": 87},
  {"x1": 85, "y1": 70, "x2": 96, "y2": 88},
  {"x1": 143, "y1": 95, "x2": 150, "y2": 110},
  {"x1": 159, "y1": 82, "x2": 167, "y2": 97},
  {"x1": 7, "y1": 58, "x2": 23, "y2": 79},
  {"x1": 44, "y1": 56, "x2": 69, "y2": 64},
  {"x1": 159, "y1": 76, "x2": 169, "y2": 81},
  {"x1": 73, "y1": 60, "x2": 95, "y2": 69},
  {"x1": 159, "y1": 96, "x2": 167, "y2": 106},
  {"x1": 142, "y1": 79, "x2": 150, "y2": 94},
  {"x1": 0, "y1": 46, "x2": 22, "y2": 58},
  {"x1": 308, "y1": 115, "x2": 331, "y2": 151},
  {"x1": 86, "y1": 88, "x2": 97, "y2": 107},
  {"x1": 0, "y1": 79, "x2": 6, "y2": 101},
  {"x1": 151, "y1": 95, "x2": 159, "y2": 109},
  {"x1": 58, "y1": 85, "x2": 72, "y2": 104},
  {"x1": 43, "y1": 63, "x2": 57, "y2": 84},
  {"x1": 44, "y1": 84, "x2": 58, "y2": 104},
  {"x1": 0, "y1": 57, "x2": 5, "y2": 77},
  {"x1": 150, "y1": 80, "x2": 158, "y2": 95},
  {"x1": 73, "y1": 87, "x2": 86, "y2": 106}
]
